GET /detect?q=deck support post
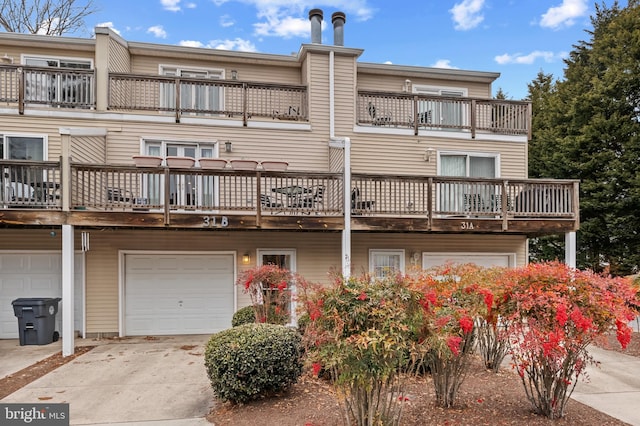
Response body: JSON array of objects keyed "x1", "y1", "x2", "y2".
[
  {"x1": 565, "y1": 231, "x2": 576, "y2": 268},
  {"x1": 62, "y1": 224, "x2": 75, "y2": 357}
]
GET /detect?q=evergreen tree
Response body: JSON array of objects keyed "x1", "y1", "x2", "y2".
[{"x1": 529, "y1": 1, "x2": 640, "y2": 275}]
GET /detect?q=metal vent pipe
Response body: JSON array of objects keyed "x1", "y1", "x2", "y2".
[
  {"x1": 309, "y1": 9, "x2": 323, "y2": 44},
  {"x1": 332, "y1": 11, "x2": 346, "y2": 46}
]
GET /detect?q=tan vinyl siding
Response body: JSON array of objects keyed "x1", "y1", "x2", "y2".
[
  {"x1": 308, "y1": 52, "x2": 330, "y2": 134},
  {"x1": 71, "y1": 136, "x2": 106, "y2": 163},
  {"x1": 334, "y1": 54, "x2": 356, "y2": 135},
  {"x1": 130, "y1": 55, "x2": 301, "y2": 84},
  {"x1": 0, "y1": 117, "x2": 62, "y2": 160},
  {"x1": 109, "y1": 38, "x2": 130, "y2": 73},
  {"x1": 350, "y1": 133, "x2": 527, "y2": 179},
  {"x1": 0, "y1": 115, "x2": 329, "y2": 170},
  {"x1": 82, "y1": 230, "x2": 342, "y2": 333},
  {"x1": 351, "y1": 233, "x2": 527, "y2": 271},
  {"x1": 357, "y1": 73, "x2": 490, "y2": 98}
]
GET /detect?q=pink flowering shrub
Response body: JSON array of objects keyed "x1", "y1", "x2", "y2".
[{"x1": 498, "y1": 261, "x2": 639, "y2": 419}]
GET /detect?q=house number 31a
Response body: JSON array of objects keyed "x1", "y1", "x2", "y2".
[
  {"x1": 203, "y1": 216, "x2": 229, "y2": 227},
  {"x1": 461, "y1": 221, "x2": 474, "y2": 230}
]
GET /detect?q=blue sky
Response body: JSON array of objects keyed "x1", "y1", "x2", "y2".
[{"x1": 76, "y1": 0, "x2": 625, "y2": 100}]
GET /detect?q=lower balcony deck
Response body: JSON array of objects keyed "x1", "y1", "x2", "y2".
[{"x1": 0, "y1": 161, "x2": 579, "y2": 236}]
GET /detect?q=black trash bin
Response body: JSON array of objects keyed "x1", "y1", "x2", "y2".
[{"x1": 11, "y1": 297, "x2": 61, "y2": 346}]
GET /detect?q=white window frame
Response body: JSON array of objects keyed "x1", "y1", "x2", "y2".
[
  {"x1": 1, "y1": 133, "x2": 48, "y2": 160},
  {"x1": 21, "y1": 55, "x2": 93, "y2": 107},
  {"x1": 159, "y1": 64, "x2": 225, "y2": 114},
  {"x1": 437, "y1": 150, "x2": 501, "y2": 215},
  {"x1": 257, "y1": 248, "x2": 297, "y2": 326},
  {"x1": 21, "y1": 54, "x2": 93, "y2": 69},
  {"x1": 437, "y1": 150, "x2": 501, "y2": 178},
  {"x1": 369, "y1": 249, "x2": 405, "y2": 279},
  {"x1": 413, "y1": 84, "x2": 468, "y2": 129},
  {"x1": 139, "y1": 138, "x2": 219, "y2": 208}
]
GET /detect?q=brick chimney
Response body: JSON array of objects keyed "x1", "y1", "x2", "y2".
[
  {"x1": 332, "y1": 12, "x2": 346, "y2": 46},
  {"x1": 309, "y1": 9, "x2": 323, "y2": 44}
]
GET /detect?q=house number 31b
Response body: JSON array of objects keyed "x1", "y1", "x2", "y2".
[
  {"x1": 461, "y1": 221, "x2": 474, "y2": 230},
  {"x1": 203, "y1": 216, "x2": 229, "y2": 227}
]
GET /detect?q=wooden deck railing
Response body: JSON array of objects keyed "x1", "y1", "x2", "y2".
[
  {"x1": 0, "y1": 160, "x2": 62, "y2": 209},
  {"x1": 108, "y1": 73, "x2": 308, "y2": 124},
  {"x1": 0, "y1": 64, "x2": 95, "y2": 113},
  {"x1": 1, "y1": 161, "x2": 578, "y2": 226},
  {"x1": 351, "y1": 174, "x2": 578, "y2": 219},
  {"x1": 357, "y1": 91, "x2": 531, "y2": 138},
  {"x1": 70, "y1": 165, "x2": 341, "y2": 215}
]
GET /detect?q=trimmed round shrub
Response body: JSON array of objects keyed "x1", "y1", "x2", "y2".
[
  {"x1": 232, "y1": 306, "x2": 256, "y2": 327},
  {"x1": 204, "y1": 323, "x2": 303, "y2": 403}
]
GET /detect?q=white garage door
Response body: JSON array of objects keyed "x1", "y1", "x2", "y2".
[
  {"x1": 423, "y1": 253, "x2": 515, "y2": 269},
  {"x1": 124, "y1": 253, "x2": 234, "y2": 336},
  {"x1": 0, "y1": 253, "x2": 84, "y2": 339}
]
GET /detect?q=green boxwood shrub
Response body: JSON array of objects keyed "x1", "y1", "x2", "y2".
[
  {"x1": 232, "y1": 306, "x2": 256, "y2": 327},
  {"x1": 204, "y1": 323, "x2": 303, "y2": 403}
]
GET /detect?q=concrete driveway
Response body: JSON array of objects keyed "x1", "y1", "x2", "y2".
[{"x1": 1, "y1": 335, "x2": 215, "y2": 425}]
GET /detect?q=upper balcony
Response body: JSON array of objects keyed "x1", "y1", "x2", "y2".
[
  {"x1": 0, "y1": 64, "x2": 531, "y2": 137},
  {"x1": 0, "y1": 160, "x2": 578, "y2": 235}
]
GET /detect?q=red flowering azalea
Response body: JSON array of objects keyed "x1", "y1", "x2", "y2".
[
  {"x1": 556, "y1": 304, "x2": 568, "y2": 327},
  {"x1": 312, "y1": 362, "x2": 322, "y2": 377},
  {"x1": 616, "y1": 319, "x2": 631, "y2": 349},
  {"x1": 459, "y1": 315, "x2": 474, "y2": 334},
  {"x1": 479, "y1": 288, "x2": 494, "y2": 311},
  {"x1": 357, "y1": 292, "x2": 367, "y2": 301},
  {"x1": 446, "y1": 336, "x2": 462, "y2": 356}
]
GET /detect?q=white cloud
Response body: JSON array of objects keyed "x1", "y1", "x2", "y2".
[
  {"x1": 431, "y1": 59, "x2": 459, "y2": 69},
  {"x1": 179, "y1": 40, "x2": 205, "y2": 47},
  {"x1": 185, "y1": 2, "x2": 197, "y2": 7},
  {"x1": 147, "y1": 25, "x2": 167, "y2": 38},
  {"x1": 254, "y1": 15, "x2": 310, "y2": 38},
  {"x1": 220, "y1": 14, "x2": 235, "y2": 27},
  {"x1": 211, "y1": 38, "x2": 257, "y2": 51},
  {"x1": 95, "y1": 21, "x2": 121, "y2": 35},
  {"x1": 179, "y1": 37, "x2": 257, "y2": 52},
  {"x1": 540, "y1": 0, "x2": 588, "y2": 29},
  {"x1": 450, "y1": 0, "x2": 485, "y2": 30},
  {"x1": 494, "y1": 51, "x2": 558, "y2": 65},
  {"x1": 161, "y1": 0, "x2": 182, "y2": 12},
  {"x1": 230, "y1": 1, "x2": 374, "y2": 38},
  {"x1": 212, "y1": 0, "x2": 229, "y2": 5}
]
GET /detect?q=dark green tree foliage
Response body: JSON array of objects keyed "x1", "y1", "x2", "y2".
[{"x1": 528, "y1": 1, "x2": 640, "y2": 275}]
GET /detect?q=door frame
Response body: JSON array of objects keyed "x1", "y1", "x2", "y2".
[{"x1": 256, "y1": 248, "x2": 297, "y2": 326}]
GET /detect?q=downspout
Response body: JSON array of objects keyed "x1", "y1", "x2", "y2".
[
  {"x1": 329, "y1": 50, "x2": 352, "y2": 278},
  {"x1": 342, "y1": 137, "x2": 351, "y2": 278}
]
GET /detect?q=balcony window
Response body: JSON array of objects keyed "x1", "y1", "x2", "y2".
[
  {"x1": 23, "y1": 56, "x2": 92, "y2": 106},
  {"x1": 439, "y1": 153, "x2": 499, "y2": 214},
  {"x1": 160, "y1": 66, "x2": 223, "y2": 115},
  {"x1": 141, "y1": 140, "x2": 218, "y2": 207},
  {"x1": 413, "y1": 85, "x2": 467, "y2": 129},
  {"x1": 1, "y1": 135, "x2": 45, "y2": 160}
]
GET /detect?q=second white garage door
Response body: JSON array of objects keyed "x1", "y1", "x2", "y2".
[
  {"x1": 124, "y1": 253, "x2": 235, "y2": 336},
  {"x1": 423, "y1": 253, "x2": 515, "y2": 268}
]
